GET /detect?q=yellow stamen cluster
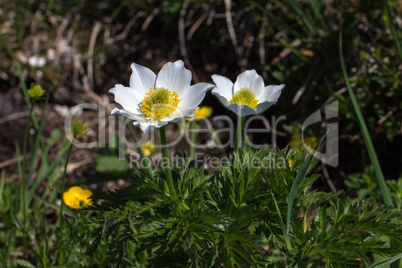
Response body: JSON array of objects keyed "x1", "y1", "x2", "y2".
[
  {"x1": 63, "y1": 186, "x2": 93, "y2": 210},
  {"x1": 140, "y1": 87, "x2": 180, "y2": 119},
  {"x1": 230, "y1": 87, "x2": 258, "y2": 107}
]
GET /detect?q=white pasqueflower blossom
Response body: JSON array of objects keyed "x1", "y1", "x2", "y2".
[
  {"x1": 211, "y1": 70, "x2": 284, "y2": 116},
  {"x1": 109, "y1": 60, "x2": 213, "y2": 132}
]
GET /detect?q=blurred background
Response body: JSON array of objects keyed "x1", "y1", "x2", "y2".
[{"x1": 0, "y1": 0, "x2": 401, "y2": 196}]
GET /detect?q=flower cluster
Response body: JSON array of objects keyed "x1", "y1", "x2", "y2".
[
  {"x1": 109, "y1": 60, "x2": 284, "y2": 131},
  {"x1": 63, "y1": 186, "x2": 93, "y2": 210}
]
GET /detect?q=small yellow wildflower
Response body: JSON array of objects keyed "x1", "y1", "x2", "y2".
[
  {"x1": 186, "y1": 106, "x2": 213, "y2": 122},
  {"x1": 288, "y1": 136, "x2": 318, "y2": 168},
  {"x1": 290, "y1": 136, "x2": 318, "y2": 153},
  {"x1": 27, "y1": 84, "x2": 46, "y2": 100},
  {"x1": 63, "y1": 186, "x2": 93, "y2": 210},
  {"x1": 141, "y1": 140, "x2": 156, "y2": 157}
]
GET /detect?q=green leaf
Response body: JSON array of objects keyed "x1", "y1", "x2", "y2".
[
  {"x1": 370, "y1": 253, "x2": 402, "y2": 268},
  {"x1": 339, "y1": 33, "x2": 393, "y2": 206},
  {"x1": 16, "y1": 259, "x2": 36, "y2": 268},
  {"x1": 286, "y1": 132, "x2": 327, "y2": 237},
  {"x1": 271, "y1": 191, "x2": 291, "y2": 250},
  {"x1": 95, "y1": 155, "x2": 131, "y2": 175}
]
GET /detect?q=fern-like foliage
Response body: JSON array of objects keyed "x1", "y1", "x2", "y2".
[{"x1": 87, "y1": 147, "x2": 401, "y2": 267}]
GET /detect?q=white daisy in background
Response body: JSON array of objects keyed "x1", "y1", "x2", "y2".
[
  {"x1": 211, "y1": 70, "x2": 284, "y2": 116},
  {"x1": 109, "y1": 60, "x2": 213, "y2": 132}
]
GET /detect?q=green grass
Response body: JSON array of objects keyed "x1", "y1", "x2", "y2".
[{"x1": 0, "y1": 0, "x2": 401, "y2": 266}]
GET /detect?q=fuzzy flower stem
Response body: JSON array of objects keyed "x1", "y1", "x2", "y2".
[
  {"x1": 235, "y1": 116, "x2": 244, "y2": 149},
  {"x1": 21, "y1": 100, "x2": 34, "y2": 250},
  {"x1": 60, "y1": 143, "x2": 73, "y2": 221},
  {"x1": 160, "y1": 126, "x2": 178, "y2": 201},
  {"x1": 56, "y1": 142, "x2": 73, "y2": 265}
]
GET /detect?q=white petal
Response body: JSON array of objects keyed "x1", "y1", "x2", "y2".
[
  {"x1": 109, "y1": 84, "x2": 143, "y2": 115},
  {"x1": 111, "y1": 107, "x2": 143, "y2": 120},
  {"x1": 254, "y1": 101, "x2": 276, "y2": 114},
  {"x1": 211, "y1": 74, "x2": 233, "y2": 102},
  {"x1": 162, "y1": 109, "x2": 186, "y2": 123},
  {"x1": 139, "y1": 124, "x2": 151, "y2": 132},
  {"x1": 130, "y1": 63, "x2": 157, "y2": 95},
  {"x1": 227, "y1": 103, "x2": 256, "y2": 116},
  {"x1": 168, "y1": 110, "x2": 197, "y2": 123},
  {"x1": 185, "y1": 111, "x2": 196, "y2": 119},
  {"x1": 134, "y1": 121, "x2": 154, "y2": 132},
  {"x1": 179, "y1": 83, "x2": 213, "y2": 108},
  {"x1": 155, "y1": 60, "x2": 191, "y2": 96},
  {"x1": 258, "y1": 84, "x2": 285, "y2": 103},
  {"x1": 233, "y1": 70, "x2": 264, "y2": 97},
  {"x1": 212, "y1": 91, "x2": 230, "y2": 107},
  {"x1": 133, "y1": 117, "x2": 170, "y2": 132},
  {"x1": 162, "y1": 105, "x2": 195, "y2": 123},
  {"x1": 145, "y1": 119, "x2": 169, "y2": 129}
]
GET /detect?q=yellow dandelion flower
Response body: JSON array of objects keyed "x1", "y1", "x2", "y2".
[
  {"x1": 186, "y1": 106, "x2": 213, "y2": 122},
  {"x1": 63, "y1": 186, "x2": 93, "y2": 210}
]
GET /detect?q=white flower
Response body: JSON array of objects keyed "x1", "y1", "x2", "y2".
[
  {"x1": 211, "y1": 70, "x2": 284, "y2": 116},
  {"x1": 109, "y1": 60, "x2": 213, "y2": 132},
  {"x1": 28, "y1": 56, "x2": 46, "y2": 68}
]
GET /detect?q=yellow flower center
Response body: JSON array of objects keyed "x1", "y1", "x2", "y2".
[
  {"x1": 140, "y1": 87, "x2": 180, "y2": 118},
  {"x1": 230, "y1": 87, "x2": 258, "y2": 107}
]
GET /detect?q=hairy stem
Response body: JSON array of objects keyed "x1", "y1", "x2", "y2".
[
  {"x1": 235, "y1": 116, "x2": 244, "y2": 149},
  {"x1": 60, "y1": 143, "x2": 73, "y2": 221},
  {"x1": 21, "y1": 101, "x2": 34, "y2": 250},
  {"x1": 160, "y1": 126, "x2": 178, "y2": 201}
]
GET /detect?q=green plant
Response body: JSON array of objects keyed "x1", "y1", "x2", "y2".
[
  {"x1": 346, "y1": 167, "x2": 402, "y2": 209},
  {"x1": 88, "y1": 146, "x2": 401, "y2": 267}
]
